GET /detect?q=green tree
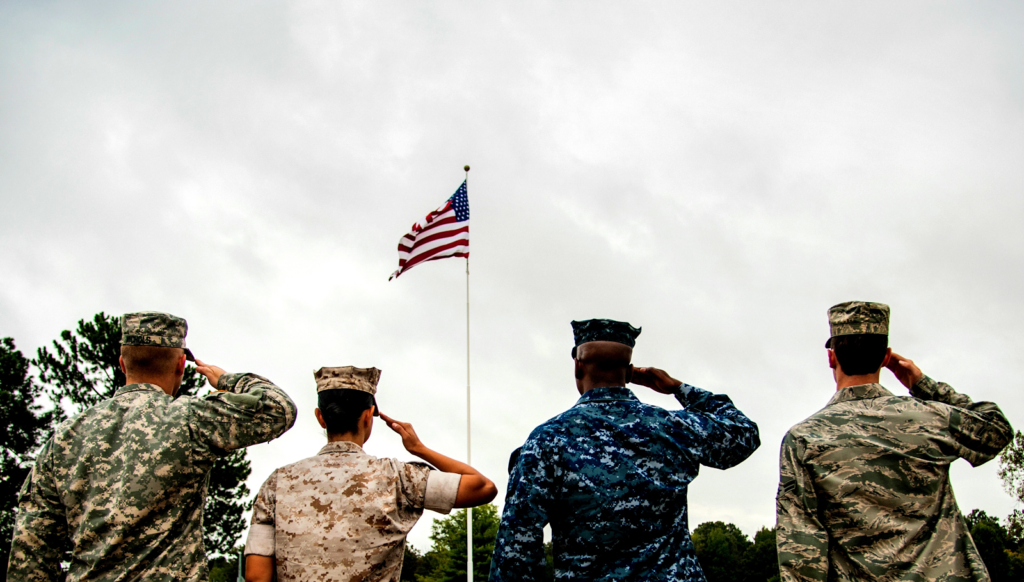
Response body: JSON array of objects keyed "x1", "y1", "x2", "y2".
[
  {"x1": 415, "y1": 504, "x2": 501, "y2": 582},
  {"x1": 966, "y1": 509, "x2": 1011, "y2": 581},
  {"x1": 744, "y1": 527, "x2": 780, "y2": 582},
  {"x1": 999, "y1": 431, "x2": 1024, "y2": 541},
  {"x1": 0, "y1": 337, "x2": 55, "y2": 578},
  {"x1": 33, "y1": 312, "x2": 252, "y2": 558},
  {"x1": 693, "y1": 521, "x2": 752, "y2": 582}
]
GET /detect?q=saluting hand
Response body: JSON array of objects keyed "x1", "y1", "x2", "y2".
[
  {"x1": 631, "y1": 366, "x2": 683, "y2": 394},
  {"x1": 194, "y1": 359, "x2": 227, "y2": 391},
  {"x1": 886, "y1": 351, "x2": 924, "y2": 390},
  {"x1": 380, "y1": 413, "x2": 426, "y2": 455}
]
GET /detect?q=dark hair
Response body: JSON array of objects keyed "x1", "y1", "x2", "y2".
[
  {"x1": 831, "y1": 334, "x2": 888, "y2": 375},
  {"x1": 318, "y1": 389, "x2": 375, "y2": 435},
  {"x1": 121, "y1": 345, "x2": 183, "y2": 377}
]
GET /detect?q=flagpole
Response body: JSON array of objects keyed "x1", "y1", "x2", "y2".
[{"x1": 464, "y1": 165, "x2": 473, "y2": 582}]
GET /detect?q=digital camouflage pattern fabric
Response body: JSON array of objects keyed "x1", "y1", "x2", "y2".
[
  {"x1": 825, "y1": 301, "x2": 889, "y2": 347},
  {"x1": 244, "y1": 441, "x2": 460, "y2": 582},
  {"x1": 120, "y1": 311, "x2": 195, "y2": 361},
  {"x1": 570, "y1": 319, "x2": 642, "y2": 348},
  {"x1": 490, "y1": 384, "x2": 761, "y2": 581},
  {"x1": 776, "y1": 377, "x2": 1013, "y2": 581},
  {"x1": 314, "y1": 366, "x2": 381, "y2": 395},
  {"x1": 8, "y1": 372, "x2": 297, "y2": 582}
]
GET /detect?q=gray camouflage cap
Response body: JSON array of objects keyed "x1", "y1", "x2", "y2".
[
  {"x1": 120, "y1": 311, "x2": 195, "y2": 361},
  {"x1": 825, "y1": 301, "x2": 890, "y2": 348}
]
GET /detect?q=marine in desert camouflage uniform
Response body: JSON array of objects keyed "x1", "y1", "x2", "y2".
[
  {"x1": 490, "y1": 319, "x2": 761, "y2": 581},
  {"x1": 776, "y1": 301, "x2": 1014, "y2": 581},
  {"x1": 8, "y1": 311, "x2": 297, "y2": 582},
  {"x1": 243, "y1": 366, "x2": 497, "y2": 582}
]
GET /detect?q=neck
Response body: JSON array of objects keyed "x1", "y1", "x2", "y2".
[
  {"x1": 577, "y1": 379, "x2": 626, "y2": 395},
  {"x1": 124, "y1": 376, "x2": 177, "y2": 396},
  {"x1": 835, "y1": 372, "x2": 881, "y2": 391},
  {"x1": 327, "y1": 433, "x2": 366, "y2": 447}
]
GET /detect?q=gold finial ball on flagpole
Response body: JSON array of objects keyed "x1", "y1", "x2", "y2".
[{"x1": 464, "y1": 165, "x2": 470, "y2": 172}]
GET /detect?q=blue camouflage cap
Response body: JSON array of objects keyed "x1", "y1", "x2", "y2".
[
  {"x1": 120, "y1": 311, "x2": 195, "y2": 361},
  {"x1": 571, "y1": 319, "x2": 641, "y2": 358}
]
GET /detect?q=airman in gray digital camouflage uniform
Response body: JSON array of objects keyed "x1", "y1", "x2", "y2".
[
  {"x1": 242, "y1": 366, "x2": 497, "y2": 582},
  {"x1": 7, "y1": 311, "x2": 297, "y2": 581},
  {"x1": 776, "y1": 301, "x2": 1013, "y2": 581}
]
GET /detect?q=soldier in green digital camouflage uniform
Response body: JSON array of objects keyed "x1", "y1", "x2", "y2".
[
  {"x1": 7, "y1": 311, "x2": 298, "y2": 581},
  {"x1": 776, "y1": 301, "x2": 1014, "y2": 581}
]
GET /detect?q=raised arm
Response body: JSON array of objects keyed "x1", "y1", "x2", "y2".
[
  {"x1": 380, "y1": 412, "x2": 497, "y2": 507},
  {"x1": 631, "y1": 366, "x2": 761, "y2": 469},
  {"x1": 776, "y1": 433, "x2": 829, "y2": 582},
  {"x1": 189, "y1": 360, "x2": 297, "y2": 456},
  {"x1": 7, "y1": 440, "x2": 67, "y2": 582},
  {"x1": 887, "y1": 352, "x2": 1013, "y2": 466}
]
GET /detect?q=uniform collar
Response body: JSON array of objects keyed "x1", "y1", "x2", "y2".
[
  {"x1": 575, "y1": 385, "x2": 637, "y2": 405},
  {"x1": 113, "y1": 383, "x2": 166, "y2": 397},
  {"x1": 828, "y1": 383, "x2": 893, "y2": 405},
  {"x1": 318, "y1": 441, "x2": 365, "y2": 456}
]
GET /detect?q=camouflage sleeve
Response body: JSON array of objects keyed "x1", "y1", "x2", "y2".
[
  {"x1": 244, "y1": 470, "x2": 277, "y2": 557},
  {"x1": 776, "y1": 432, "x2": 829, "y2": 582},
  {"x1": 673, "y1": 383, "x2": 761, "y2": 469},
  {"x1": 489, "y1": 436, "x2": 553, "y2": 582},
  {"x1": 7, "y1": 439, "x2": 67, "y2": 582},
  {"x1": 911, "y1": 375, "x2": 1013, "y2": 466},
  {"x1": 189, "y1": 372, "x2": 297, "y2": 457}
]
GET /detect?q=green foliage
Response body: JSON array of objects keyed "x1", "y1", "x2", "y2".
[
  {"x1": 31, "y1": 312, "x2": 249, "y2": 559},
  {"x1": 409, "y1": 504, "x2": 501, "y2": 582},
  {"x1": 0, "y1": 337, "x2": 55, "y2": 578},
  {"x1": 965, "y1": 509, "x2": 1023, "y2": 581},
  {"x1": 692, "y1": 522, "x2": 779, "y2": 582},
  {"x1": 208, "y1": 550, "x2": 243, "y2": 582},
  {"x1": 999, "y1": 431, "x2": 1024, "y2": 542}
]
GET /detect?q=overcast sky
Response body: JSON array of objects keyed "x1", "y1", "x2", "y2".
[{"x1": 2, "y1": 1, "x2": 1022, "y2": 551}]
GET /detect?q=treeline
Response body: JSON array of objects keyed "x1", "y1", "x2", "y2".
[
  {"x1": 0, "y1": 313, "x2": 254, "y2": 578},
  {"x1": 401, "y1": 506, "x2": 1024, "y2": 582}
]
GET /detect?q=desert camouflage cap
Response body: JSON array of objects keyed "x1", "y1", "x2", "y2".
[
  {"x1": 120, "y1": 311, "x2": 195, "y2": 361},
  {"x1": 825, "y1": 301, "x2": 890, "y2": 348},
  {"x1": 315, "y1": 366, "x2": 381, "y2": 395}
]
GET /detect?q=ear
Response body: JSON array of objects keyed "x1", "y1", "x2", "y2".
[
  {"x1": 625, "y1": 364, "x2": 634, "y2": 384},
  {"x1": 574, "y1": 358, "x2": 584, "y2": 380},
  {"x1": 119, "y1": 355, "x2": 127, "y2": 375},
  {"x1": 314, "y1": 408, "x2": 327, "y2": 429},
  {"x1": 880, "y1": 347, "x2": 893, "y2": 369},
  {"x1": 361, "y1": 407, "x2": 375, "y2": 442},
  {"x1": 176, "y1": 353, "x2": 187, "y2": 376},
  {"x1": 827, "y1": 349, "x2": 838, "y2": 370}
]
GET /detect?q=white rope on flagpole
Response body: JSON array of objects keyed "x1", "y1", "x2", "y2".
[{"x1": 464, "y1": 165, "x2": 473, "y2": 582}]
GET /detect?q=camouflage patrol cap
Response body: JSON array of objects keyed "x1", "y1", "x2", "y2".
[
  {"x1": 120, "y1": 311, "x2": 195, "y2": 361},
  {"x1": 825, "y1": 301, "x2": 890, "y2": 348},
  {"x1": 571, "y1": 319, "x2": 641, "y2": 358},
  {"x1": 315, "y1": 366, "x2": 381, "y2": 416}
]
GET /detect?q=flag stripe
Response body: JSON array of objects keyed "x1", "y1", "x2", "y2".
[{"x1": 390, "y1": 181, "x2": 469, "y2": 280}]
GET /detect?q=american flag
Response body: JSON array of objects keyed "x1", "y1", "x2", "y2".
[{"x1": 389, "y1": 181, "x2": 470, "y2": 280}]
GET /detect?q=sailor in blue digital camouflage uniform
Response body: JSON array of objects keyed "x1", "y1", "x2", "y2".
[{"x1": 489, "y1": 319, "x2": 761, "y2": 581}]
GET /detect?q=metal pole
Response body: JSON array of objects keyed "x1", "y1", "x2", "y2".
[{"x1": 464, "y1": 166, "x2": 473, "y2": 582}]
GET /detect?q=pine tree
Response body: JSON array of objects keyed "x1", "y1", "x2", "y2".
[
  {"x1": 34, "y1": 312, "x2": 252, "y2": 558},
  {"x1": 0, "y1": 337, "x2": 55, "y2": 578},
  {"x1": 414, "y1": 504, "x2": 501, "y2": 582}
]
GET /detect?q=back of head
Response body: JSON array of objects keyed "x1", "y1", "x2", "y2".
[
  {"x1": 830, "y1": 334, "x2": 889, "y2": 375},
  {"x1": 121, "y1": 345, "x2": 185, "y2": 378},
  {"x1": 576, "y1": 341, "x2": 633, "y2": 385},
  {"x1": 825, "y1": 301, "x2": 890, "y2": 376},
  {"x1": 318, "y1": 389, "x2": 376, "y2": 435},
  {"x1": 315, "y1": 366, "x2": 381, "y2": 436},
  {"x1": 571, "y1": 319, "x2": 641, "y2": 388}
]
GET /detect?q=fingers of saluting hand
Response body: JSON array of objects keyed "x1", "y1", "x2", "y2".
[{"x1": 379, "y1": 413, "x2": 407, "y2": 433}]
